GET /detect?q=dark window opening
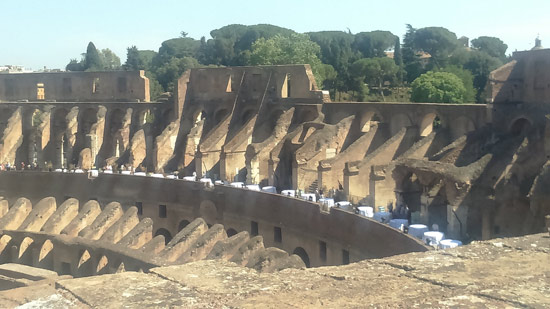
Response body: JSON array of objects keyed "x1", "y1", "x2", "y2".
[
  {"x1": 63, "y1": 78, "x2": 72, "y2": 94},
  {"x1": 342, "y1": 249, "x2": 350, "y2": 265},
  {"x1": 154, "y1": 228, "x2": 172, "y2": 244},
  {"x1": 251, "y1": 221, "x2": 258, "y2": 236},
  {"x1": 117, "y1": 77, "x2": 127, "y2": 93},
  {"x1": 136, "y1": 202, "x2": 143, "y2": 215},
  {"x1": 319, "y1": 241, "x2": 327, "y2": 262},
  {"x1": 274, "y1": 226, "x2": 282, "y2": 243},
  {"x1": 226, "y1": 228, "x2": 238, "y2": 237},
  {"x1": 159, "y1": 204, "x2": 167, "y2": 218}
]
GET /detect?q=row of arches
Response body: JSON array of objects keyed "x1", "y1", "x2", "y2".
[{"x1": 358, "y1": 110, "x2": 477, "y2": 138}]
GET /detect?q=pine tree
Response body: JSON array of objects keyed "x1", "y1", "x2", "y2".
[{"x1": 85, "y1": 42, "x2": 103, "y2": 71}]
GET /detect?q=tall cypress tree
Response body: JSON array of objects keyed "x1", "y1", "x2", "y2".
[
  {"x1": 85, "y1": 42, "x2": 103, "y2": 71},
  {"x1": 393, "y1": 37, "x2": 404, "y2": 85}
]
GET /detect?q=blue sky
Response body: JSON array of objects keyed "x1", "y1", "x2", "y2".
[{"x1": 2, "y1": 0, "x2": 548, "y2": 70}]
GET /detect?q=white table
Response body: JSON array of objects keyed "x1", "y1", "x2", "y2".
[
  {"x1": 183, "y1": 176, "x2": 196, "y2": 181},
  {"x1": 165, "y1": 174, "x2": 177, "y2": 179},
  {"x1": 281, "y1": 190, "x2": 295, "y2": 197},
  {"x1": 408, "y1": 224, "x2": 429, "y2": 239},
  {"x1": 335, "y1": 201, "x2": 353, "y2": 211},
  {"x1": 200, "y1": 178, "x2": 213, "y2": 186},
  {"x1": 89, "y1": 170, "x2": 99, "y2": 177},
  {"x1": 422, "y1": 231, "x2": 445, "y2": 246},
  {"x1": 121, "y1": 170, "x2": 132, "y2": 175},
  {"x1": 373, "y1": 212, "x2": 391, "y2": 223},
  {"x1": 230, "y1": 182, "x2": 244, "y2": 188},
  {"x1": 389, "y1": 219, "x2": 409, "y2": 230},
  {"x1": 152, "y1": 173, "x2": 164, "y2": 178},
  {"x1": 261, "y1": 186, "x2": 277, "y2": 193},
  {"x1": 439, "y1": 239, "x2": 462, "y2": 249},
  {"x1": 357, "y1": 206, "x2": 374, "y2": 218},
  {"x1": 301, "y1": 193, "x2": 316, "y2": 202},
  {"x1": 103, "y1": 170, "x2": 113, "y2": 174},
  {"x1": 319, "y1": 198, "x2": 335, "y2": 208},
  {"x1": 246, "y1": 184, "x2": 261, "y2": 191},
  {"x1": 135, "y1": 172, "x2": 147, "y2": 176}
]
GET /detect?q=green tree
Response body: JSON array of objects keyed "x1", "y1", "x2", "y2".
[
  {"x1": 99, "y1": 48, "x2": 121, "y2": 70},
  {"x1": 350, "y1": 57, "x2": 398, "y2": 100},
  {"x1": 66, "y1": 59, "x2": 85, "y2": 71},
  {"x1": 308, "y1": 31, "x2": 357, "y2": 97},
  {"x1": 154, "y1": 56, "x2": 200, "y2": 92},
  {"x1": 439, "y1": 65, "x2": 476, "y2": 102},
  {"x1": 353, "y1": 31, "x2": 397, "y2": 58},
  {"x1": 393, "y1": 36, "x2": 404, "y2": 84},
  {"x1": 413, "y1": 27, "x2": 459, "y2": 68},
  {"x1": 402, "y1": 24, "x2": 426, "y2": 83},
  {"x1": 202, "y1": 24, "x2": 295, "y2": 65},
  {"x1": 84, "y1": 42, "x2": 103, "y2": 71},
  {"x1": 471, "y1": 36, "x2": 508, "y2": 60},
  {"x1": 411, "y1": 71, "x2": 466, "y2": 103},
  {"x1": 249, "y1": 33, "x2": 326, "y2": 86}
]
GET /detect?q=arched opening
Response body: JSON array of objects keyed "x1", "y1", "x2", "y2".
[
  {"x1": 419, "y1": 113, "x2": 441, "y2": 137},
  {"x1": 241, "y1": 109, "x2": 256, "y2": 126},
  {"x1": 199, "y1": 200, "x2": 217, "y2": 226},
  {"x1": 293, "y1": 247, "x2": 310, "y2": 268},
  {"x1": 360, "y1": 112, "x2": 382, "y2": 133},
  {"x1": 109, "y1": 109, "x2": 125, "y2": 159},
  {"x1": 295, "y1": 108, "x2": 317, "y2": 124},
  {"x1": 214, "y1": 109, "x2": 229, "y2": 124},
  {"x1": 154, "y1": 228, "x2": 172, "y2": 244},
  {"x1": 390, "y1": 113, "x2": 412, "y2": 136},
  {"x1": 178, "y1": 220, "x2": 190, "y2": 231},
  {"x1": 226, "y1": 228, "x2": 238, "y2": 237},
  {"x1": 193, "y1": 110, "x2": 206, "y2": 126},
  {"x1": 510, "y1": 118, "x2": 531, "y2": 136},
  {"x1": 80, "y1": 108, "x2": 98, "y2": 135},
  {"x1": 450, "y1": 116, "x2": 475, "y2": 139},
  {"x1": 400, "y1": 173, "x2": 422, "y2": 214}
]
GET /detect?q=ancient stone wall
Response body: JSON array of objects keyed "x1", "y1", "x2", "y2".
[{"x1": 0, "y1": 71, "x2": 150, "y2": 102}]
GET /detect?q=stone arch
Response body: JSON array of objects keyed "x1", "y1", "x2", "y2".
[
  {"x1": 178, "y1": 219, "x2": 190, "y2": 231},
  {"x1": 193, "y1": 109, "x2": 206, "y2": 126},
  {"x1": 419, "y1": 112, "x2": 445, "y2": 137},
  {"x1": 50, "y1": 108, "x2": 70, "y2": 168},
  {"x1": 359, "y1": 110, "x2": 383, "y2": 133},
  {"x1": 295, "y1": 107, "x2": 317, "y2": 124},
  {"x1": 509, "y1": 117, "x2": 532, "y2": 136},
  {"x1": 449, "y1": 116, "x2": 476, "y2": 139},
  {"x1": 137, "y1": 109, "x2": 151, "y2": 125},
  {"x1": 399, "y1": 172, "x2": 422, "y2": 213},
  {"x1": 241, "y1": 109, "x2": 256, "y2": 126},
  {"x1": 199, "y1": 200, "x2": 217, "y2": 226},
  {"x1": 390, "y1": 113, "x2": 412, "y2": 136},
  {"x1": 293, "y1": 247, "x2": 310, "y2": 268},
  {"x1": 155, "y1": 228, "x2": 172, "y2": 244},
  {"x1": 80, "y1": 108, "x2": 98, "y2": 135},
  {"x1": 226, "y1": 228, "x2": 238, "y2": 237},
  {"x1": 214, "y1": 108, "x2": 229, "y2": 124}
]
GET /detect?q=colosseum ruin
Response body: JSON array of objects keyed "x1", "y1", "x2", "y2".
[{"x1": 0, "y1": 47, "x2": 547, "y2": 307}]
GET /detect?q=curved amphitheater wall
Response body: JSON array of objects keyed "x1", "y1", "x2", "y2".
[{"x1": 0, "y1": 172, "x2": 427, "y2": 267}]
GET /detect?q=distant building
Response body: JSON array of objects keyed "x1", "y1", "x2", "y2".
[{"x1": 0, "y1": 65, "x2": 32, "y2": 74}]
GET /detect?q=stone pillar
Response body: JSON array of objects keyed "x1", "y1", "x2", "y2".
[
  {"x1": 268, "y1": 158, "x2": 278, "y2": 186},
  {"x1": 447, "y1": 204, "x2": 467, "y2": 239},
  {"x1": 481, "y1": 206, "x2": 492, "y2": 240},
  {"x1": 420, "y1": 194, "x2": 430, "y2": 225}
]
